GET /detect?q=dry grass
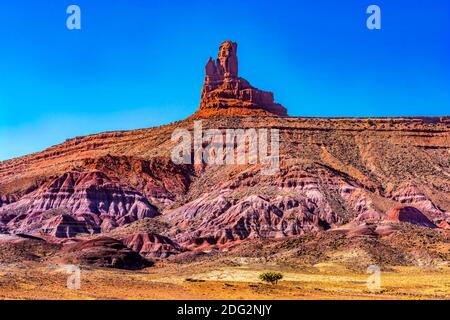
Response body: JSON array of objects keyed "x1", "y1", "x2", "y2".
[{"x1": 0, "y1": 261, "x2": 448, "y2": 300}]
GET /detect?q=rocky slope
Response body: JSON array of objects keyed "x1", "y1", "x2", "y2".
[
  {"x1": 1, "y1": 115, "x2": 448, "y2": 256},
  {"x1": 0, "y1": 41, "x2": 448, "y2": 267},
  {"x1": 1, "y1": 171, "x2": 159, "y2": 237}
]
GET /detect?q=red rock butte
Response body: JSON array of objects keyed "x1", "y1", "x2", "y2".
[{"x1": 194, "y1": 41, "x2": 288, "y2": 118}]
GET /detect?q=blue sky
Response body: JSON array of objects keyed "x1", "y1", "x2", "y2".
[{"x1": 0, "y1": 0, "x2": 449, "y2": 160}]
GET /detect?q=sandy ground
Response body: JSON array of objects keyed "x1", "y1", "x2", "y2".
[{"x1": 0, "y1": 261, "x2": 449, "y2": 300}]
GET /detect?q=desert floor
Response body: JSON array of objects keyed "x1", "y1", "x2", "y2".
[{"x1": 0, "y1": 260, "x2": 449, "y2": 300}]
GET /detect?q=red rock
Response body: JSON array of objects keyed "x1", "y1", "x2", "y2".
[
  {"x1": 0, "y1": 105, "x2": 449, "y2": 254},
  {"x1": 391, "y1": 186, "x2": 443, "y2": 220},
  {"x1": 83, "y1": 155, "x2": 194, "y2": 206},
  {"x1": 374, "y1": 224, "x2": 399, "y2": 237},
  {"x1": 437, "y1": 221, "x2": 450, "y2": 230},
  {"x1": 385, "y1": 206, "x2": 436, "y2": 228},
  {"x1": 100, "y1": 216, "x2": 118, "y2": 233},
  {"x1": 41, "y1": 214, "x2": 92, "y2": 238},
  {"x1": 0, "y1": 171, "x2": 159, "y2": 237},
  {"x1": 165, "y1": 194, "x2": 333, "y2": 248},
  {"x1": 0, "y1": 195, "x2": 17, "y2": 208},
  {"x1": 197, "y1": 41, "x2": 287, "y2": 117},
  {"x1": 355, "y1": 211, "x2": 385, "y2": 222},
  {"x1": 123, "y1": 233, "x2": 183, "y2": 258},
  {"x1": 346, "y1": 224, "x2": 377, "y2": 238},
  {"x1": 5, "y1": 210, "x2": 102, "y2": 238}
]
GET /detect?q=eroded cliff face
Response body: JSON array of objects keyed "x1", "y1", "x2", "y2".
[
  {"x1": 0, "y1": 116, "x2": 449, "y2": 250},
  {"x1": 0, "y1": 40, "x2": 448, "y2": 257},
  {"x1": 197, "y1": 41, "x2": 288, "y2": 117},
  {"x1": 0, "y1": 170, "x2": 159, "y2": 237},
  {"x1": 122, "y1": 233, "x2": 183, "y2": 258}
]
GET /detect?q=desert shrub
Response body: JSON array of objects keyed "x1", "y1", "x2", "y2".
[
  {"x1": 259, "y1": 272, "x2": 283, "y2": 285},
  {"x1": 185, "y1": 278, "x2": 205, "y2": 283}
]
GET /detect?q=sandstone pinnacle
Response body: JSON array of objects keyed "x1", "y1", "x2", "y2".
[{"x1": 197, "y1": 41, "x2": 288, "y2": 117}]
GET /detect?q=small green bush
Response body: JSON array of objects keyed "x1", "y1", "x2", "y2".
[{"x1": 259, "y1": 272, "x2": 283, "y2": 285}]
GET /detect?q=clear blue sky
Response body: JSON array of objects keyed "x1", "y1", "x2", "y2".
[{"x1": 0, "y1": 0, "x2": 449, "y2": 160}]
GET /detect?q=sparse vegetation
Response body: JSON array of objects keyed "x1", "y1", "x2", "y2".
[
  {"x1": 185, "y1": 278, "x2": 206, "y2": 283},
  {"x1": 259, "y1": 272, "x2": 283, "y2": 285},
  {"x1": 0, "y1": 245, "x2": 449, "y2": 299}
]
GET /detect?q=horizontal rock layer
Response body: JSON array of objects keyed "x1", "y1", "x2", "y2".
[{"x1": 0, "y1": 116, "x2": 449, "y2": 250}]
